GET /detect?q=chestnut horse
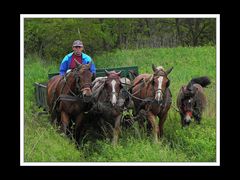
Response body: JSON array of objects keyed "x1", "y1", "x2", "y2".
[
  {"x1": 177, "y1": 76, "x2": 211, "y2": 127},
  {"x1": 87, "y1": 70, "x2": 131, "y2": 145},
  {"x1": 132, "y1": 64, "x2": 173, "y2": 142},
  {"x1": 47, "y1": 61, "x2": 93, "y2": 140}
]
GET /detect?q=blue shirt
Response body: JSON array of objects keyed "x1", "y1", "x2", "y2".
[{"x1": 59, "y1": 52, "x2": 96, "y2": 76}]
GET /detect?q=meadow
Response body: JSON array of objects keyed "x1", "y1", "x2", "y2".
[{"x1": 24, "y1": 46, "x2": 216, "y2": 162}]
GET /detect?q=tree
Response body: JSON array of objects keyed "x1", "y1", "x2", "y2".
[{"x1": 24, "y1": 18, "x2": 216, "y2": 62}]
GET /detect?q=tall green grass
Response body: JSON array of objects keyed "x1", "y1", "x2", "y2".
[
  {"x1": 24, "y1": 55, "x2": 83, "y2": 162},
  {"x1": 24, "y1": 46, "x2": 216, "y2": 162}
]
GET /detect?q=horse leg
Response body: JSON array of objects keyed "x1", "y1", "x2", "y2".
[
  {"x1": 74, "y1": 113, "x2": 84, "y2": 144},
  {"x1": 193, "y1": 110, "x2": 202, "y2": 124},
  {"x1": 60, "y1": 111, "x2": 70, "y2": 135},
  {"x1": 147, "y1": 111, "x2": 159, "y2": 143},
  {"x1": 56, "y1": 112, "x2": 61, "y2": 126},
  {"x1": 180, "y1": 113, "x2": 185, "y2": 127},
  {"x1": 50, "y1": 108, "x2": 61, "y2": 127},
  {"x1": 112, "y1": 115, "x2": 122, "y2": 146},
  {"x1": 193, "y1": 99, "x2": 204, "y2": 124},
  {"x1": 158, "y1": 109, "x2": 169, "y2": 138},
  {"x1": 138, "y1": 116, "x2": 145, "y2": 130},
  {"x1": 135, "y1": 109, "x2": 147, "y2": 131},
  {"x1": 50, "y1": 112, "x2": 57, "y2": 124}
]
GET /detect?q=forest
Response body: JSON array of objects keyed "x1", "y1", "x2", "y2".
[{"x1": 24, "y1": 18, "x2": 216, "y2": 61}]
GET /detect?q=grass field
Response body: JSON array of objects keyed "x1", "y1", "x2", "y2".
[{"x1": 23, "y1": 46, "x2": 217, "y2": 163}]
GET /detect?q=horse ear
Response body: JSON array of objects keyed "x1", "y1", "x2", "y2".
[
  {"x1": 166, "y1": 67, "x2": 173, "y2": 75},
  {"x1": 181, "y1": 86, "x2": 186, "y2": 93},
  {"x1": 116, "y1": 71, "x2": 122, "y2": 76},
  {"x1": 87, "y1": 62, "x2": 92, "y2": 69},
  {"x1": 166, "y1": 79, "x2": 170, "y2": 87},
  {"x1": 74, "y1": 59, "x2": 82, "y2": 68},
  {"x1": 152, "y1": 64, "x2": 157, "y2": 72},
  {"x1": 105, "y1": 70, "x2": 110, "y2": 76}
]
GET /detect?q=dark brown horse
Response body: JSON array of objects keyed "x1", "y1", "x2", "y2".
[
  {"x1": 87, "y1": 70, "x2": 131, "y2": 145},
  {"x1": 177, "y1": 76, "x2": 211, "y2": 127},
  {"x1": 132, "y1": 64, "x2": 173, "y2": 142},
  {"x1": 47, "y1": 61, "x2": 93, "y2": 140}
]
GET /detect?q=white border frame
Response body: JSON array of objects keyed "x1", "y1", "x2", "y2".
[{"x1": 20, "y1": 14, "x2": 220, "y2": 166}]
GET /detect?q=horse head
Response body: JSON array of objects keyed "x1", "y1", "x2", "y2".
[
  {"x1": 104, "y1": 70, "x2": 122, "y2": 107},
  {"x1": 179, "y1": 86, "x2": 196, "y2": 126},
  {"x1": 74, "y1": 61, "x2": 93, "y2": 102},
  {"x1": 151, "y1": 64, "x2": 173, "y2": 104}
]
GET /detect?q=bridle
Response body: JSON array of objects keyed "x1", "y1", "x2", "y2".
[
  {"x1": 62, "y1": 67, "x2": 92, "y2": 97},
  {"x1": 105, "y1": 76, "x2": 121, "y2": 101},
  {"x1": 151, "y1": 71, "x2": 169, "y2": 99},
  {"x1": 180, "y1": 87, "x2": 195, "y2": 112}
]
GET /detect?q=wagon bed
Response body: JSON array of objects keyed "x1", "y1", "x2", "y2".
[{"x1": 34, "y1": 66, "x2": 138, "y2": 111}]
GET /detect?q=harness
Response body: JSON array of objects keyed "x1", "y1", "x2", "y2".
[{"x1": 51, "y1": 67, "x2": 91, "y2": 113}]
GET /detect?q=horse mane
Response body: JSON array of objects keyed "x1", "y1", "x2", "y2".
[
  {"x1": 107, "y1": 71, "x2": 121, "y2": 78},
  {"x1": 153, "y1": 66, "x2": 168, "y2": 77},
  {"x1": 156, "y1": 66, "x2": 165, "y2": 71},
  {"x1": 146, "y1": 74, "x2": 154, "y2": 83},
  {"x1": 129, "y1": 70, "x2": 138, "y2": 79},
  {"x1": 187, "y1": 76, "x2": 211, "y2": 90}
]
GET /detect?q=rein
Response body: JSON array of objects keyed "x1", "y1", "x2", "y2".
[
  {"x1": 121, "y1": 85, "x2": 154, "y2": 103},
  {"x1": 171, "y1": 103, "x2": 180, "y2": 113},
  {"x1": 58, "y1": 94, "x2": 83, "y2": 102},
  {"x1": 63, "y1": 77, "x2": 79, "y2": 97},
  {"x1": 52, "y1": 68, "x2": 92, "y2": 110},
  {"x1": 62, "y1": 68, "x2": 91, "y2": 97},
  {"x1": 122, "y1": 74, "x2": 166, "y2": 103},
  {"x1": 61, "y1": 71, "x2": 80, "y2": 97}
]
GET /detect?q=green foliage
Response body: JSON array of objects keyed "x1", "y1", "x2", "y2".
[
  {"x1": 24, "y1": 18, "x2": 216, "y2": 62},
  {"x1": 24, "y1": 115, "x2": 83, "y2": 162},
  {"x1": 81, "y1": 136, "x2": 188, "y2": 162},
  {"x1": 163, "y1": 113, "x2": 216, "y2": 162},
  {"x1": 24, "y1": 56, "x2": 83, "y2": 162},
  {"x1": 24, "y1": 46, "x2": 216, "y2": 162}
]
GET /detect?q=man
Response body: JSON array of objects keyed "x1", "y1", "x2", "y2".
[{"x1": 59, "y1": 40, "x2": 96, "y2": 79}]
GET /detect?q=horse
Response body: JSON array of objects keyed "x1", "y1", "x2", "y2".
[
  {"x1": 132, "y1": 64, "x2": 173, "y2": 142},
  {"x1": 177, "y1": 76, "x2": 211, "y2": 127},
  {"x1": 47, "y1": 61, "x2": 93, "y2": 141},
  {"x1": 86, "y1": 70, "x2": 131, "y2": 145}
]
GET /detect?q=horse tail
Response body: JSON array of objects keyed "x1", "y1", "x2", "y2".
[{"x1": 187, "y1": 76, "x2": 211, "y2": 88}]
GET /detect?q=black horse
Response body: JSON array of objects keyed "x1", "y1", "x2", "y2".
[
  {"x1": 82, "y1": 70, "x2": 131, "y2": 145},
  {"x1": 177, "y1": 76, "x2": 211, "y2": 127}
]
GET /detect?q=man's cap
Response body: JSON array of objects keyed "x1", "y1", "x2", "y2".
[{"x1": 73, "y1": 40, "x2": 83, "y2": 47}]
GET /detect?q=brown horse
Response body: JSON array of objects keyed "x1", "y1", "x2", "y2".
[
  {"x1": 177, "y1": 76, "x2": 211, "y2": 127},
  {"x1": 132, "y1": 64, "x2": 173, "y2": 142},
  {"x1": 87, "y1": 70, "x2": 131, "y2": 145},
  {"x1": 47, "y1": 61, "x2": 93, "y2": 140}
]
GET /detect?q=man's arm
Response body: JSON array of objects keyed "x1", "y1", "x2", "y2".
[
  {"x1": 59, "y1": 55, "x2": 69, "y2": 76},
  {"x1": 82, "y1": 53, "x2": 96, "y2": 74},
  {"x1": 90, "y1": 61, "x2": 96, "y2": 74}
]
